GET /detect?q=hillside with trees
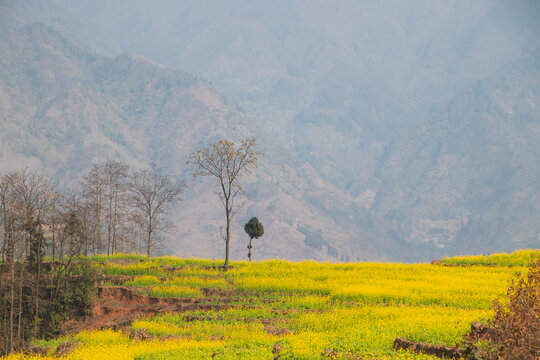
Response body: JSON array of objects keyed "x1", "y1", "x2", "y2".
[
  {"x1": 0, "y1": 24, "x2": 382, "y2": 262},
  {"x1": 0, "y1": 1, "x2": 539, "y2": 261}
]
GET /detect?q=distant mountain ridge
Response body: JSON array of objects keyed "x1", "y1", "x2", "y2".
[
  {"x1": 1, "y1": 1, "x2": 539, "y2": 261},
  {"x1": 0, "y1": 24, "x2": 387, "y2": 262},
  {"x1": 366, "y1": 52, "x2": 540, "y2": 257}
]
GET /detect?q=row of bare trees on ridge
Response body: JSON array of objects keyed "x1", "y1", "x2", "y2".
[
  {"x1": 0, "y1": 138, "x2": 260, "y2": 354},
  {"x1": 0, "y1": 162, "x2": 184, "y2": 263},
  {"x1": 0, "y1": 163, "x2": 183, "y2": 354}
]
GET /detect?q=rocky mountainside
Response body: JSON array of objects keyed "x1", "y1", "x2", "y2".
[
  {"x1": 4, "y1": 1, "x2": 537, "y2": 190},
  {"x1": 367, "y1": 54, "x2": 540, "y2": 256},
  {"x1": 0, "y1": 24, "x2": 385, "y2": 262},
  {"x1": 374, "y1": 52, "x2": 540, "y2": 252},
  {"x1": 1, "y1": 1, "x2": 539, "y2": 261}
]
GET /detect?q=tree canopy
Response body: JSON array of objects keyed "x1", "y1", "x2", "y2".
[
  {"x1": 188, "y1": 138, "x2": 261, "y2": 266},
  {"x1": 244, "y1": 216, "x2": 264, "y2": 262}
]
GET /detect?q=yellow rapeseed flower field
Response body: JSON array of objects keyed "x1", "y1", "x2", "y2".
[{"x1": 4, "y1": 252, "x2": 532, "y2": 360}]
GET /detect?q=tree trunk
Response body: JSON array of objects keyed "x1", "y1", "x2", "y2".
[
  {"x1": 112, "y1": 190, "x2": 118, "y2": 254},
  {"x1": 96, "y1": 194, "x2": 102, "y2": 254},
  {"x1": 51, "y1": 217, "x2": 55, "y2": 263},
  {"x1": 8, "y1": 220, "x2": 14, "y2": 353},
  {"x1": 146, "y1": 216, "x2": 152, "y2": 257},
  {"x1": 224, "y1": 199, "x2": 230, "y2": 267},
  {"x1": 60, "y1": 236, "x2": 64, "y2": 262},
  {"x1": 1, "y1": 198, "x2": 7, "y2": 265},
  {"x1": 83, "y1": 217, "x2": 88, "y2": 256},
  {"x1": 34, "y1": 221, "x2": 42, "y2": 335},
  {"x1": 247, "y1": 238, "x2": 253, "y2": 262},
  {"x1": 107, "y1": 189, "x2": 112, "y2": 255},
  {"x1": 16, "y1": 255, "x2": 25, "y2": 348}
]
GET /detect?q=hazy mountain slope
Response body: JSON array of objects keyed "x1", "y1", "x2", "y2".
[
  {"x1": 367, "y1": 52, "x2": 540, "y2": 256},
  {"x1": 0, "y1": 24, "x2": 387, "y2": 261},
  {"x1": 1, "y1": 2, "x2": 539, "y2": 260},
  {"x1": 3, "y1": 1, "x2": 536, "y2": 192}
]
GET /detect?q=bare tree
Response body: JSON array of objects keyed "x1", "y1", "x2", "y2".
[
  {"x1": 102, "y1": 161, "x2": 129, "y2": 255},
  {"x1": 42, "y1": 193, "x2": 62, "y2": 262},
  {"x1": 129, "y1": 168, "x2": 184, "y2": 257},
  {"x1": 80, "y1": 164, "x2": 105, "y2": 254},
  {"x1": 0, "y1": 172, "x2": 17, "y2": 265},
  {"x1": 187, "y1": 139, "x2": 261, "y2": 266},
  {"x1": 0, "y1": 170, "x2": 94, "y2": 355},
  {"x1": 0, "y1": 169, "x2": 58, "y2": 352},
  {"x1": 0, "y1": 171, "x2": 19, "y2": 353},
  {"x1": 60, "y1": 191, "x2": 91, "y2": 257},
  {"x1": 122, "y1": 210, "x2": 145, "y2": 254}
]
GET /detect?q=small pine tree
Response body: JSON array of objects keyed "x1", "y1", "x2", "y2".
[{"x1": 244, "y1": 217, "x2": 264, "y2": 262}]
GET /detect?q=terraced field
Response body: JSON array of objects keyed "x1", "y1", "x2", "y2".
[
  {"x1": 439, "y1": 249, "x2": 540, "y2": 267},
  {"x1": 6, "y1": 250, "x2": 539, "y2": 360}
]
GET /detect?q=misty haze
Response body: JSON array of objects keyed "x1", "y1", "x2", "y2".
[
  {"x1": 0, "y1": 1, "x2": 539, "y2": 262},
  {"x1": 1, "y1": 1, "x2": 540, "y2": 359}
]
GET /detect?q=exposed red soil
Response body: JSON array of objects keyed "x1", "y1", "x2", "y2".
[
  {"x1": 264, "y1": 325, "x2": 292, "y2": 336},
  {"x1": 61, "y1": 286, "x2": 235, "y2": 334}
]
